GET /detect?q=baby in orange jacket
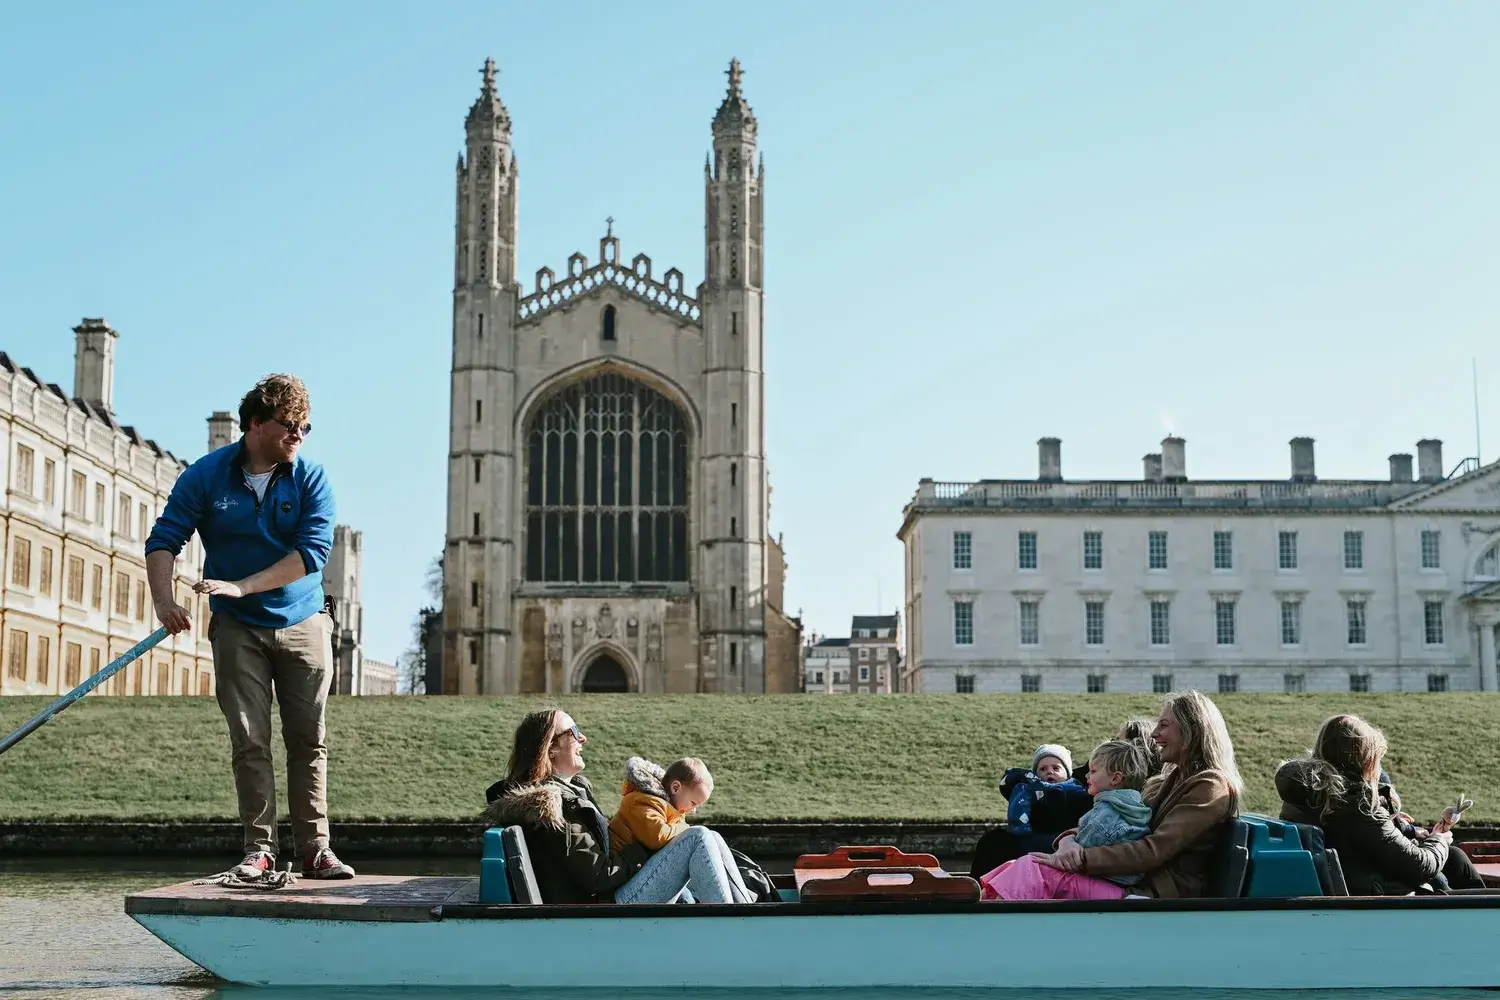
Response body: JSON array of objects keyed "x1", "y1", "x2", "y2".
[{"x1": 608, "y1": 756, "x2": 714, "y2": 858}]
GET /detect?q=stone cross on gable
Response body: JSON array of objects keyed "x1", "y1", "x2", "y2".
[{"x1": 606, "y1": 216, "x2": 614, "y2": 237}]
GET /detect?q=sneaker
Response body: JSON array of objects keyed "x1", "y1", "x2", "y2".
[
  {"x1": 229, "y1": 851, "x2": 276, "y2": 880},
  {"x1": 302, "y1": 847, "x2": 356, "y2": 880}
]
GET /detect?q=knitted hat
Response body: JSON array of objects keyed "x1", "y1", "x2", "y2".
[{"x1": 1033, "y1": 743, "x2": 1073, "y2": 776}]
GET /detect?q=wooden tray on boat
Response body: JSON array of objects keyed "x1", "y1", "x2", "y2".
[
  {"x1": 793, "y1": 845, "x2": 943, "y2": 890},
  {"x1": 799, "y1": 865, "x2": 981, "y2": 903},
  {"x1": 1465, "y1": 840, "x2": 1500, "y2": 888}
]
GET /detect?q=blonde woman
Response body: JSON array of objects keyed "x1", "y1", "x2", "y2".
[
  {"x1": 1034, "y1": 690, "x2": 1243, "y2": 898},
  {"x1": 1276, "y1": 714, "x2": 1458, "y2": 896}
]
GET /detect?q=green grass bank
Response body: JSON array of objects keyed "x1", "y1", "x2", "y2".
[{"x1": 1, "y1": 694, "x2": 1495, "y2": 824}]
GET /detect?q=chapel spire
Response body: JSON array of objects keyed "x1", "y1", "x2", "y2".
[
  {"x1": 712, "y1": 58, "x2": 757, "y2": 137},
  {"x1": 467, "y1": 57, "x2": 511, "y2": 132}
]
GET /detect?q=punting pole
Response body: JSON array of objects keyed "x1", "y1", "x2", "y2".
[{"x1": 0, "y1": 625, "x2": 169, "y2": 758}]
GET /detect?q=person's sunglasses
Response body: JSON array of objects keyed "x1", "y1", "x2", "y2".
[
  {"x1": 269, "y1": 417, "x2": 312, "y2": 438},
  {"x1": 555, "y1": 725, "x2": 585, "y2": 744}
]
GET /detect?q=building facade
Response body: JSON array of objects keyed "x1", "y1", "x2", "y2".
[
  {"x1": 902, "y1": 436, "x2": 1500, "y2": 695},
  {"x1": 802, "y1": 614, "x2": 901, "y2": 694},
  {"x1": 802, "y1": 636, "x2": 850, "y2": 693},
  {"x1": 1, "y1": 320, "x2": 214, "y2": 697},
  {"x1": 360, "y1": 658, "x2": 398, "y2": 695},
  {"x1": 442, "y1": 59, "x2": 800, "y2": 695}
]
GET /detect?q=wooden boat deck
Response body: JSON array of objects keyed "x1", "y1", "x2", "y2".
[{"x1": 126, "y1": 875, "x2": 477, "y2": 923}]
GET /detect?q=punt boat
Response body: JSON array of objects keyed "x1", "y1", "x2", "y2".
[{"x1": 126, "y1": 816, "x2": 1500, "y2": 991}]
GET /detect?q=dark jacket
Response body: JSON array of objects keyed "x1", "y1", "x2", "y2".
[
  {"x1": 483, "y1": 775, "x2": 647, "y2": 903},
  {"x1": 1000, "y1": 767, "x2": 1093, "y2": 837},
  {"x1": 1276, "y1": 758, "x2": 1448, "y2": 896},
  {"x1": 1081, "y1": 767, "x2": 1237, "y2": 899}
]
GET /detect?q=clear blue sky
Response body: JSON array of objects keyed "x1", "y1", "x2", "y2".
[{"x1": 2, "y1": 3, "x2": 1496, "y2": 664}]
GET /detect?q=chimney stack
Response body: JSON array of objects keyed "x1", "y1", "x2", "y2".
[
  {"x1": 1389, "y1": 453, "x2": 1413, "y2": 483},
  {"x1": 207, "y1": 411, "x2": 239, "y2": 453},
  {"x1": 1161, "y1": 436, "x2": 1186, "y2": 482},
  {"x1": 72, "y1": 318, "x2": 118, "y2": 414},
  {"x1": 1037, "y1": 437, "x2": 1062, "y2": 482},
  {"x1": 1416, "y1": 439, "x2": 1444, "y2": 483},
  {"x1": 1143, "y1": 453, "x2": 1163, "y2": 482},
  {"x1": 1289, "y1": 437, "x2": 1317, "y2": 483}
]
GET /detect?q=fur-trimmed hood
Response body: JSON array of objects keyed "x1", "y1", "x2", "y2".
[
  {"x1": 482, "y1": 775, "x2": 596, "y2": 831},
  {"x1": 621, "y1": 755, "x2": 668, "y2": 800}
]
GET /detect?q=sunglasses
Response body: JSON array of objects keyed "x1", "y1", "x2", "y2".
[
  {"x1": 268, "y1": 416, "x2": 313, "y2": 438},
  {"x1": 554, "y1": 725, "x2": 585, "y2": 744}
]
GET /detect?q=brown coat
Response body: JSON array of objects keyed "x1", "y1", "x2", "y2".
[{"x1": 1080, "y1": 768, "x2": 1236, "y2": 898}]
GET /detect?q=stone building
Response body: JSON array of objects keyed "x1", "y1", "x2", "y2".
[
  {"x1": 360, "y1": 658, "x2": 398, "y2": 695},
  {"x1": 902, "y1": 436, "x2": 1500, "y2": 694},
  {"x1": 1, "y1": 320, "x2": 214, "y2": 697},
  {"x1": 802, "y1": 636, "x2": 850, "y2": 693},
  {"x1": 802, "y1": 614, "x2": 901, "y2": 694},
  {"x1": 441, "y1": 59, "x2": 801, "y2": 694}
]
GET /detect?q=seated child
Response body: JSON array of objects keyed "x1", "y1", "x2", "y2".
[
  {"x1": 979, "y1": 739, "x2": 1152, "y2": 900},
  {"x1": 609, "y1": 756, "x2": 713, "y2": 858},
  {"x1": 999, "y1": 744, "x2": 1094, "y2": 845}
]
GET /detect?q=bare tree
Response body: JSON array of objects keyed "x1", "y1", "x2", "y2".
[{"x1": 398, "y1": 554, "x2": 443, "y2": 694}]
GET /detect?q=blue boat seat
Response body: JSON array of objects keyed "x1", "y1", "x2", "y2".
[
  {"x1": 478, "y1": 828, "x2": 512, "y2": 903},
  {"x1": 1240, "y1": 814, "x2": 1328, "y2": 897},
  {"x1": 502, "y1": 825, "x2": 543, "y2": 905}
]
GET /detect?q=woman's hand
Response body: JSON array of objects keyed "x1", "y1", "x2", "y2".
[
  {"x1": 1430, "y1": 816, "x2": 1454, "y2": 837},
  {"x1": 1033, "y1": 843, "x2": 1086, "y2": 872}
]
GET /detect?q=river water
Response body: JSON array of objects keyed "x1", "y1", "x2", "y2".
[{"x1": 2, "y1": 856, "x2": 1495, "y2": 1000}]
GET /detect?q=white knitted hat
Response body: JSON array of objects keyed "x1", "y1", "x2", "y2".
[{"x1": 1033, "y1": 743, "x2": 1074, "y2": 776}]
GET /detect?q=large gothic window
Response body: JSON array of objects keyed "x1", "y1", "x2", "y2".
[{"x1": 525, "y1": 372, "x2": 690, "y2": 583}]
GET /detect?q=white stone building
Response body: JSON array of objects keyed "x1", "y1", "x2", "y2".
[
  {"x1": 802, "y1": 636, "x2": 851, "y2": 694},
  {"x1": 1, "y1": 320, "x2": 214, "y2": 697},
  {"x1": 442, "y1": 59, "x2": 801, "y2": 695},
  {"x1": 901, "y1": 436, "x2": 1500, "y2": 695},
  {"x1": 802, "y1": 615, "x2": 901, "y2": 694},
  {"x1": 359, "y1": 658, "x2": 398, "y2": 696}
]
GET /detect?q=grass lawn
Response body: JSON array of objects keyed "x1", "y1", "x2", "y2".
[{"x1": 0, "y1": 694, "x2": 1495, "y2": 824}]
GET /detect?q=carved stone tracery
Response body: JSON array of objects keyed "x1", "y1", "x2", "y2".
[{"x1": 518, "y1": 242, "x2": 700, "y2": 324}]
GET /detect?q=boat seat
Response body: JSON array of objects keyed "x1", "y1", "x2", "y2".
[
  {"x1": 502, "y1": 825, "x2": 543, "y2": 905},
  {"x1": 478, "y1": 827, "x2": 513, "y2": 903},
  {"x1": 1240, "y1": 814, "x2": 1328, "y2": 897},
  {"x1": 1211, "y1": 818, "x2": 1252, "y2": 898}
]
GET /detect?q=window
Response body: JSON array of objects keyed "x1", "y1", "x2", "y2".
[
  {"x1": 1218, "y1": 673, "x2": 1240, "y2": 694},
  {"x1": 1423, "y1": 600, "x2": 1444, "y2": 645},
  {"x1": 1017, "y1": 531, "x2": 1037, "y2": 570},
  {"x1": 1278, "y1": 531, "x2": 1298, "y2": 570},
  {"x1": 11, "y1": 536, "x2": 31, "y2": 588},
  {"x1": 859, "y1": 665, "x2": 870, "y2": 682},
  {"x1": 475, "y1": 399, "x2": 483, "y2": 422},
  {"x1": 6, "y1": 630, "x2": 28, "y2": 680},
  {"x1": 729, "y1": 586, "x2": 737, "y2": 610},
  {"x1": 730, "y1": 517, "x2": 737, "y2": 537},
  {"x1": 476, "y1": 313, "x2": 484, "y2": 340},
  {"x1": 36, "y1": 635, "x2": 50, "y2": 685},
  {"x1": 117, "y1": 493, "x2": 132, "y2": 537},
  {"x1": 601, "y1": 304, "x2": 617, "y2": 341},
  {"x1": 138, "y1": 502, "x2": 148, "y2": 541},
  {"x1": 66, "y1": 556, "x2": 84, "y2": 604},
  {"x1": 1420, "y1": 530, "x2": 1441, "y2": 570},
  {"x1": 474, "y1": 458, "x2": 482, "y2": 483},
  {"x1": 729, "y1": 642, "x2": 739, "y2": 674},
  {"x1": 522, "y1": 373, "x2": 692, "y2": 585},
  {"x1": 1084, "y1": 601, "x2": 1105, "y2": 646},
  {"x1": 1349, "y1": 673, "x2": 1371, "y2": 693},
  {"x1": 730, "y1": 463, "x2": 736, "y2": 487},
  {"x1": 180, "y1": 667, "x2": 189, "y2": 695},
  {"x1": 90, "y1": 564, "x2": 104, "y2": 610},
  {"x1": 64, "y1": 642, "x2": 82, "y2": 687},
  {"x1": 69, "y1": 471, "x2": 87, "y2": 517},
  {"x1": 1149, "y1": 599, "x2": 1171, "y2": 646},
  {"x1": 39, "y1": 547, "x2": 53, "y2": 596},
  {"x1": 1021, "y1": 673, "x2": 1041, "y2": 693},
  {"x1": 469, "y1": 641, "x2": 479, "y2": 666},
  {"x1": 1346, "y1": 600, "x2": 1367, "y2": 645},
  {"x1": 135, "y1": 580, "x2": 146, "y2": 621},
  {"x1": 44, "y1": 458, "x2": 56, "y2": 504},
  {"x1": 133, "y1": 663, "x2": 143, "y2": 695},
  {"x1": 731, "y1": 403, "x2": 737, "y2": 426},
  {"x1": 1082, "y1": 531, "x2": 1102, "y2": 570},
  {"x1": 1213, "y1": 531, "x2": 1233, "y2": 571},
  {"x1": 156, "y1": 661, "x2": 170, "y2": 694},
  {"x1": 14, "y1": 444, "x2": 34, "y2": 495},
  {"x1": 1280, "y1": 600, "x2": 1302, "y2": 646},
  {"x1": 1087, "y1": 673, "x2": 1107, "y2": 694},
  {"x1": 114, "y1": 572, "x2": 130, "y2": 616},
  {"x1": 1343, "y1": 531, "x2": 1364, "y2": 571},
  {"x1": 1148, "y1": 531, "x2": 1168, "y2": 570},
  {"x1": 812, "y1": 670, "x2": 824, "y2": 685},
  {"x1": 953, "y1": 601, "x2": 974, "y2": 646},
  {"x1": 858, "y1": 646, "x2": 869, "y2": 661},
  {"x1": 470, "y1": 581, "x2": 480, "y2": 608},
  {"x1": 952, "y1": 531, "x2": 972, "y2": 570},
  {"x1": 1427, "y1": 674, "x2": 1449, "y2": 693},
  {"x1": 1214, "y1": 600, "x2": 1236, "y2": 646},
  {"x1": 90, "y1": 648, "x2": 100, "y2": 681},
  {"x1": 1018, "y1": 600, "x2": 1040, "y2": 647},
  {"x1": 473, "y1": 512, "x2": 481, "y2": 536},
  {"x1": 94, "y1": 483, "x2": 105, "y2": 523},
  {"x1": 200, "y1": 672, "x2": 212, "y2": 696},
  {"x1": 955, "y1": 674, "x2": 976, "y2": 694},
  {"x1": 1284, "y1": 673, "x2": 1306, "y2": 694},
  {"x1": 1152, "y1": 673, "x2": 1173, "y2": 694}
]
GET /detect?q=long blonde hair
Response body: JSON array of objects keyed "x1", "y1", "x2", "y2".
[
  {"x1": 1152, "y1": 690, "x2": 1244, "y2": 808},
  {"x1": 1312, "y1": 713, "x2": 1386, "y2": 814}
]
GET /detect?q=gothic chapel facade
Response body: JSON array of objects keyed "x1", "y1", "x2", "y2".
[{"x1": 443, "y1": 59, "x2": 801, "y2": 695}]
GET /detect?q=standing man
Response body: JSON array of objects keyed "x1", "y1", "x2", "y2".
[{"x1": 145, "y1": 374, "x2": 355, "y2": 880}]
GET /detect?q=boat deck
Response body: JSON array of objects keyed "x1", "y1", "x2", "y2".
[{"x1": 126, "y1": 875, "x2": 476, "y2": 923}]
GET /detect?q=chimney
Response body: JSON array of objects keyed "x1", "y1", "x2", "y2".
[
  {"x1": 207, "y1": 411, "x2": 239, "y2": 452},
  {"x1": 1037, "y1": 437, "x2": 1062, "y2": 482},
  {"x1": 72, "y1": 318, "x2": 118, "y2": 414},
  {"x1": 1416, "y1": 439, "x2": 1444, "y2": 482},
  {"x1": 1143, "y1": 453, "x2": 1163, "y2": 482},
  {"x1": 1389, "y1": 453, "x2": 1413, "y2": 483},
  {"x1": 1161, "y1": 436, "x2": 1186, "y2": 482},
  {"x1": 1289, "y1": 437, "x2": 1316, "y2": 482}
]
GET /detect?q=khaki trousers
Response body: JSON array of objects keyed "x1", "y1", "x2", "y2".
[{"x1": 210, "y1": 609, "x2": 334, "y2": 857}]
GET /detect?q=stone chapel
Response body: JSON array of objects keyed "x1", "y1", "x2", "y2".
[{"x1": 442, "y1": 59, "x2": 802, "y2": 695}]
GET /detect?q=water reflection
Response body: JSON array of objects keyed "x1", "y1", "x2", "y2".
[{"x1": 0, "y1": 858, "x2": 1494, "y2": 999}]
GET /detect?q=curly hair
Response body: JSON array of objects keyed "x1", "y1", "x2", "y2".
[{"x1": 238, "y1": 374, "x2": 310, "y2": 432}]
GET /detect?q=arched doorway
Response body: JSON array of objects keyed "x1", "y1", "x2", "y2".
[{"x1": 580, "y1": 652, "x2": 631, "y2": 693}]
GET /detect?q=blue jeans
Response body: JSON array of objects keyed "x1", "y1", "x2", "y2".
[{"x1": 614, "y1": 827, "x2": 753, "y2": 904}]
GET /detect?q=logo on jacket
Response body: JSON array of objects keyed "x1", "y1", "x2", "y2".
[
  {"x1": 213, "y1": 497, "x2": 241, "y2": 511},
  {"x1": 280, "y1": 501, "x2": 292, "y2": 513}
]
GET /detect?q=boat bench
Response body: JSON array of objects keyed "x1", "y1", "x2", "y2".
[
  {"x1": 479, "y1": 826, "x2": 542, "y2": 904},
  {"x1": 1219, "y1": 814, "x2": 1349, "y2": 898}
]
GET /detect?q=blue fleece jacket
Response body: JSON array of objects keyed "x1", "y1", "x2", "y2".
[{"x1": 144, "y1": 441, "x2": 335, "y2": 629}]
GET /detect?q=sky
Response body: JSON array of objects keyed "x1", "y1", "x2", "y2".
[{"x1": 2, "y1": 3, "x2": 1497, "y2": 665}]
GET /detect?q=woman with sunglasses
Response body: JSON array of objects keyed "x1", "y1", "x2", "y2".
[{"x1": 484, "y1": 709, "x2": 752, "y2": 904}]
